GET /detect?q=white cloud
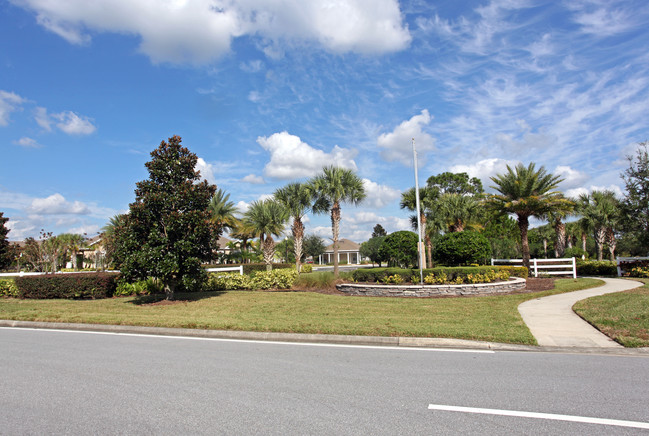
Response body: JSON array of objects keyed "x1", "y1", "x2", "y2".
[
  {"x1": 34, "y1": 107, "x2": 96, "y2": 135},
  {"x1": 27, "y1": 193, "x2": 91, "y2": 215},
  {"x1": 377, "y1": 110, "x2": 435, "y2": 166},
  {"x1": 565, "y1": 184, "x2": 624, "y2": 199},
  {"x1": 195, "y1": 157, "x2": 216, "y2": 184},
  {"x1": 15, "y1": 0, "x2": 410, "y2": 65},
  {"x1": 242, "y1": 174, "x2": 265, "y2": 184},
  {"x1": 361, "y1": 179, "x2": 400, "y2": 208},
  {"x1": 450, "y1": 158, "x2": 519, "y2": 191},
  {"x1": 0, "y1": 90, "x2": 26, "y2": 126},
  {"x1": 553, "y1": 165, "x2": 589, "y2": 189},
  {"x1": 34, "y1": 107, "x2": 51, "y2": 130},
  {"x1": 67, "y1": 224, "x2": 100, "y2": 236},
  {"x1": 235, "y1": 200, "x2": 250, "y2": 213},
  {"x1": 240, "y1": 60, "x2": 264, "y2": 73},
  {"x1": 53, "y1": 111, "x2": 96, "y2": 135},
  {"x1": 13, "y1": 137, "x2": 41, "y2": 148},
  {"x1": 257, "y1": 131, "x2": 357, "y2": 180},
  {"x1": 570, "y1": 4, "x2": 635, "y2": 36}
]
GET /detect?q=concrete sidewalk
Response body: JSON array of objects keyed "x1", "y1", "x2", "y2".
[{"x1": 518, "y1": 277, "x2": 643, "y2": 348}]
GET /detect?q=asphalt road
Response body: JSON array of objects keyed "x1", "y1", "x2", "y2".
[{"x1": 1, "y1": 328, "x2": 648, "y2": 435}]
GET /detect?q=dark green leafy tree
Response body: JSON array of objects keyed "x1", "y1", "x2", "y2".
[
  {"x1": 426, "y1": 172, "x2": 483, "y2": 196},
  {"x1": 371, "y1": 224, "x2": 387, "y2": 238},
  {"x1": 433, "y1": 231, "x2": 491, "y2": 266},
  {"x1": 621, "y1": 142, "x2": 649, "y2": 253},
  {"x1": 0, "y1": 212, "x2": 10, "y2": 270},
  {"x1": 360, "y1": 236, "x2": 387, "y2": 267},
  {"x1": 488, "y1": 163, "x2": 571, "y2": 269},
  {"x1": 276, "y1": 237, "x2": 296, "y2": 263},
  {"x1": 102, "y1": 214, "x2": 129, "y2": 268},
  {"x1": 274, "y1": 182, "x2": 313, "y2": 272},
  {"x1": 310, "y1": 166, "x2": 366, "y2": 276},
  {"x1": 481, "y1": 213, "x2": 520, "y2": 259},
  {"x1": 116, "y1": 135, "x2": 217, "y2": 300},
  {"x1": 303, "y1": 234, "x2": 326, "y2": 262},
  {"x1": 378, "y1": 231, "x2": 418, "y2": 268}
]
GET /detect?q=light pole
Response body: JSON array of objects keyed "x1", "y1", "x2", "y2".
[{"x1": 412, "y1": 138, "x2": 424, "y2": 284}]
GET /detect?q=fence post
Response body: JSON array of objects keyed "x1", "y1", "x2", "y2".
[
  {"x1": 571, "y1": 257, "x2": 577, "y2": 278},
  {"x1": 238, "y1": 265, "x2": 244, "y2": 276},
  {"x1": 533, "y1": 258, "x2": 538, "y2": 277},
  {"x1": 616, "y1": 257, "x2": 622, "y2": 277},
  {"x1": 491, "y1": 258, "x2": 494, "y2": 266}
]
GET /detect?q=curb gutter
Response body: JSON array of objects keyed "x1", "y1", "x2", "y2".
[{"x1": 2, "y1": 319, "x2": 648, "y2": 356}]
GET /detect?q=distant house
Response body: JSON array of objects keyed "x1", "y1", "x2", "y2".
[{"x1": 319, "y1": 239, "x2": 361, "y2": 265}]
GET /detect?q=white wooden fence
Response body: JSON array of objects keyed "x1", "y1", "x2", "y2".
[
  {"x1": 491, "y1": 257, "x2": 577, "y2": 278},
  {"x1": 0, "y1": 266, "x2": 244, "y2": 278},
  {"x1": 616, "y1": 256, "x2": 649, "y2": 277},
  {"x1": 205, "y1": 265, "x2": 244, "y2": 275}
]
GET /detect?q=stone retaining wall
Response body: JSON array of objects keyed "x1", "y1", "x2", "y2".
[{"x1": 336, "y1": 277, "x2": 527, "y2": 297}]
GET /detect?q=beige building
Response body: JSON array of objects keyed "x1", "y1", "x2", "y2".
[{"x1": 319, "y1": 239, "x2": 361, "y2": 265}]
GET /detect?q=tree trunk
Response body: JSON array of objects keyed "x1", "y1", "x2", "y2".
[
  {"x1": 543, "y1": 239, "x2": 548, "y2": 258},
  {"x1": 164, "y1": 278, "x2": 177, "y2": 301},
  {"x1": 554, "y1": 221, "x2": 566, "y2": 258},
  {"x1": 262, "y1": 234, "x2": 275, "y2": 271},
  {"x1": 581, "y1": 232, "x2": 587, "y2": 258},
  {"x1": 293, "y1": 218, "x2": 304, "y2": 272},
  {"x1": 606, "y1": 227, "x2": 616, "y2": 261},
  {"x1": 425, "y1": 235, "x2": 432, "y2": 269},
  {"x1": 518, "y1": 215, "x2": 531, "y2": 270},
  {"x1": 331, "y1": 202, "x2": 341, "y2": 277},
  {"x1": 595, "y1": 227, "x2": 606, "y2": 261}
]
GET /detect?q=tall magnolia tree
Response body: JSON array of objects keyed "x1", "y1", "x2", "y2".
[
  {"x1": 0, "y1": 212, "x2": 10, "y2": 270},
  {"x1": 243, "y1": 199, "x2": 289, "y2": 271},
  {"x1": 488, "y1": 163, "x2": 571, "y2": 269},
  {"x1": 310, "y1": 166, "x2": 366, "y2": 276},
  {"x1": 274, "y1": 182, "x2": 313, "y2": 272},
  {"x1": 116, "y1": 135, "x2": 217, "y2": 300},
  {"x1": 578, "y1": 190, "x2": 620, "y2": 261}
]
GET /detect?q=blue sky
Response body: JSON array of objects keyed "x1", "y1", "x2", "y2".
[{"x1": 1, "y1": 0, "x2": 648, "y2": 243}]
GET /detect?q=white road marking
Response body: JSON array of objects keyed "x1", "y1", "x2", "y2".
[
  {"x1": 0, "y1": 327, "x2": 494, "y2": 353},
  {"x1": 428, "y1": 404, "x2": 649, "y2": 430}
]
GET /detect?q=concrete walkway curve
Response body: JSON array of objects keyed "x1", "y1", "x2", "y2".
[{"x1": 518, "y1": 277, "x2": 643, "y2": 348}]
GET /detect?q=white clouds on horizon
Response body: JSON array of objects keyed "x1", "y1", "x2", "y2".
[
  {"x1": 12, "y1": 0, "x2": 411, "y2": 65},
  {"x1": 362, "y1": 179, "x2": 400, "y2": 209}
]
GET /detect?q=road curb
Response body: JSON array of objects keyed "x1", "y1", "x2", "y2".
[{"x1": 2, "y1": 319, "x2": 648, "y2": 356}]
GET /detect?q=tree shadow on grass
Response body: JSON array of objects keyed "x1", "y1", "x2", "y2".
[{"x1": 129, "y1": 290, "x2": 227, "y2": 306}]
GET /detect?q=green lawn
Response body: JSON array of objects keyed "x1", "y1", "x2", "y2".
[
  {"x1": 0, "y1": 278, "x2": 601, "y2": 345},
  {"x1": 573, "y1": 278, "x2": 649, "y2": 348}
]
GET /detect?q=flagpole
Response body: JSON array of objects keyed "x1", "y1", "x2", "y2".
[{"x1": 412, "y1": 138, "x2": 424, "y2": 284}]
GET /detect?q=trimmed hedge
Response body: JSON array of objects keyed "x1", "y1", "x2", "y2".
[
  {"x1": 493, "y1": 265, "x2": 529, "y2": 279},
  {"x1": 352, "y1": 266, "x2": 527, "y2": 284},
  {"x1": 433, "y1": 231, "x2": 491, "y2": 266},
  {"x1": 14, "y1": 273, "x2": 120, "y2": 299},
  {"x1": 0, "y1": 278, "x2": 18, "y2": 297},
  {"x1": 207, "y1": 268, "x2": 298, "y2": 290},
  {"x1": 576, "y1": 260, "x2": 617, "y2": 277}
]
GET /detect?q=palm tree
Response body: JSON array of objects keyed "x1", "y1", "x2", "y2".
[
  {"x1": 310, "y1": 166, "x2": 366, "y2": 276},
  {"x1": 208, "y1": 188, "x2": 240, "y2": 234},
  {"x1": 243, "y1": 199, "x2": 289, "y2": 271},
  {"x1": 274, "y1": 182, "x2": 313, "y2": 272},
  {"x1": 437, "y1": 193, "x2": 482, "y2": 233},
  {"x1": 57, "y1": 233, "x2": 86, "y2": 270},
  {"x1": 578, "y1": 190, "x2": 620, "y2": 261},
  {"x1": 400, "y1": 186, "x2": 436, "y2": 268},
  {"x1": 545, "y1": 200, "x2": 575, "y2": 258},
  {"x1": 229, "y1": 219, "x2": 256, "y2": 263},
  {"x1": 488, "y1": 163, "x2": 571, "y2": 269}
]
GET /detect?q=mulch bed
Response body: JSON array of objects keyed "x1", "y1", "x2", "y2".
[{"x1": 523, "y1": 277, "x2": 556, "y2": 292}]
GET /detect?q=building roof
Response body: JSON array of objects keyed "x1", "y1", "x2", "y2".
[{"x1": 324, "y1": 238, "x2": 360, "y2": 253}]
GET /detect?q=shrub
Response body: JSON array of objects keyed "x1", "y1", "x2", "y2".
[
  {"x1": 14, "y1": 273, "x2": 120, "y2": 299},
  {"x1": 293, "y1": 271, "x2": 336, "y2": 289},
  {"x1": 630, "y1": 266, "x2": 649, "y2": 278},
  {"x1": 251, "y1": 268, "x2": 298, "y2": 290},
  {"x1": 433, "y1": 231, "x2": 491, "y2": 266},
  {"x1": 0, "y1": 278, "x2": 18, "y2": 297},
  {"x1": 493, "y1": 265, "x2": 528, "y2": 279},
  {"x1": 564, "y1": 247, "x2": 587, "y2": 259},
  {"x1": 576, "y1": 260, "x2": 617, "y2": 276},
  {"x1": 204, "y1": 263, "x2": 294, "y2": 274},
  {"x1": 114, "y1": 278, "x2": 163, "y2": 297},
  {"x1": 301, "y1": 264, "x2": 313, "y2": 273},
  {"x1": 378, "y1": 231, "x2": 419, "y2": 268},
  {"x1": 352, "y1": 266, "x2": 515, "y2": 284},
  {"x1": 207, "y1": 272, "x2": 252, "y2": 290}
]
